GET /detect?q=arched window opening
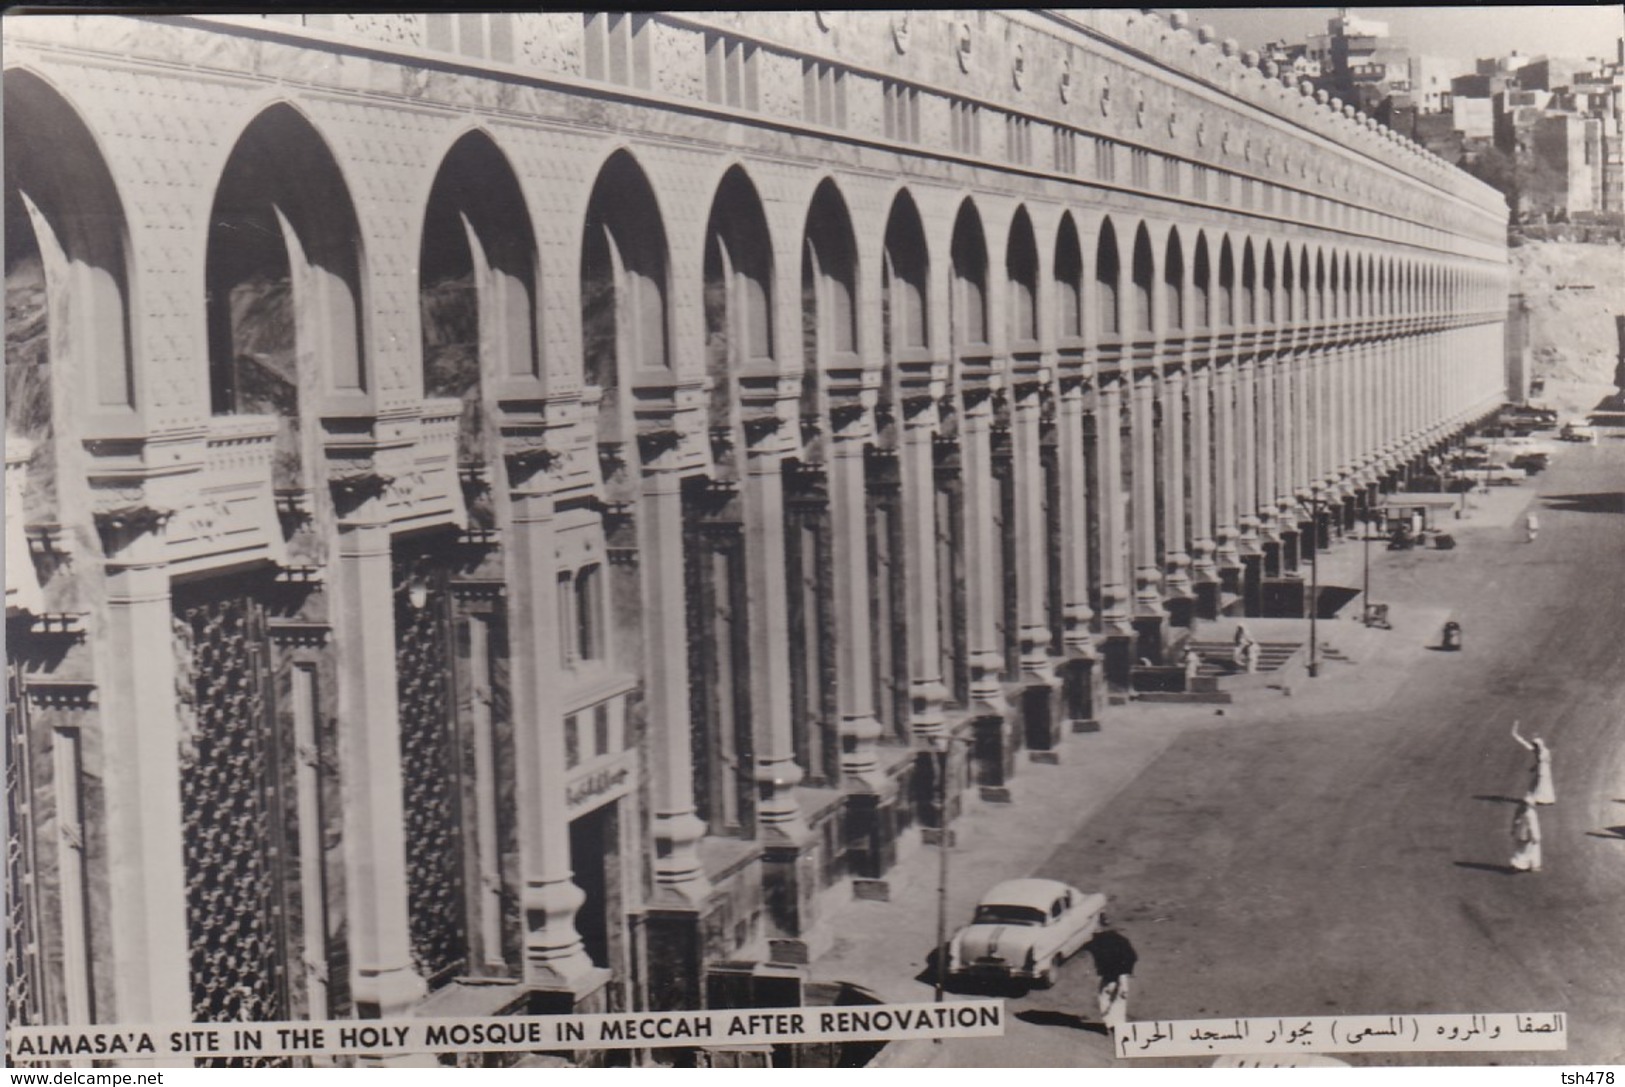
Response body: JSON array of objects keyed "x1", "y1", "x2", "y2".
[
  {"x1": 951, "y1": 200, "x2": 989, "y2": 349},
  {"x1": 1192, "y1": 233, "x2": 1211, "y2": 329},
  {"x1": 1054, "y1": 213, "x2": 1084, "y2": 342},
  {"x1": 1306, "y1": 251, "x2": 1319, "y2": 320},
  {"x1": 1162, "y1": 228, "x2": 1185, "y2": 332},
  {"x1": 581, "y1": 151, "x2": 670, "y2": 439},
  {"x1": 1261, "y1": 244, "x2": 1276, "y2": 325},
  {"x1": 420, "y1": 131, "x2": 538, "y2": 468},
  {"x1": 1328, "y1": 253, "x2": 1341, "y2": 320},
  {"x1": 1006, "y1": 207, "x2": 1039, "y2": 346},
  {"x1": 1131, "y1": 224, "x2": 1155, "y2": 334},
  {"x1": 1240, "y1": 241, "x2": 1257, "y2": 326},
  {"x1": 207, "y1": 104, "x2": 365, "y2": 492},
  {"x1": 5, "y1": 68, "x2": 133, "y2": 454},
  {"x1": 1095, "y1": 220, "x2": 1121, "y2": 336},
  {"x1": 1217, "y1": 239, "x2": 1235, "y2": 328},
  {"x1": 1282, "y1": 245, "x2": 1296, "y2": 323},
  {"x1": 883, "y1": 192, "x2": 929, "y2": 355}
]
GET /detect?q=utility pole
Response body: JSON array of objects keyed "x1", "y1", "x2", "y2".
[{"x1": 1308, "y1": 487, "x2": 1321, "y2": 677}]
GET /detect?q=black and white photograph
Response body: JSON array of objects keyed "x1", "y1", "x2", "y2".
[{"x1": 4, "y1": 5, "x2": 1624, "y2": 1076}]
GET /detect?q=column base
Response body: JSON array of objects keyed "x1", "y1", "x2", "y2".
[
  {"x1": 1279, "y1": 529, "x2": 1301, "y2": 573},
  {"x1": 1164, "y1": 593, "x2": 1196, "y2": 629},
  {"x1": 1192, "y1": 578, "x2": 1222, "y2": 621},
  {"x1": 761, "y1": 842, "x2": 819, "y2": 953},
  {"x1": 972, "y1": 710, "x2": 1019, "y2": 801},
  {"x1": 1241, "y1": 553, "x2": 1264, "y2": 617},
  {"x1": 1101, "y1": 633, "x2": 1136, "y2": 692},
  {"x1": 1131, "y1": 614, "x2": 1168, "y2": 666},
  {"x1": 1262, "y1": 539, "x2": 1283, "y2": 578},
  {"x1": 1059, "y1": 654, "x2": 1103, "y2": 733},
  {"x1": 641, "y1": 909, "x2": 704, "y2": 1012},
  {"x1": 1218, "y1": 562, "x2": 1244, "y2": 600},
  {"x1": 841, "y1": 790, "x2": 899, "y2": 882},
  {"x1": 1019, "y1": 677, "x2": 1063, "y2": 754}
]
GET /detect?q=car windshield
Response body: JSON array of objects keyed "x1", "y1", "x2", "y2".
[{"x1": 973, "y1": 904, "x2": 1046, "y2": 926}]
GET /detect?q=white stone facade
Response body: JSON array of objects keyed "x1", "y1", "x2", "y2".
[{"x1": 4, "y1": 10, "x2": 1508, "y2": 1061}]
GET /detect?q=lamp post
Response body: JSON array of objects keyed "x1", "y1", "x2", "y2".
[
  {"x1": 1303, "y1": 486, "x2": 1322, "y2": 677},
  {"x1": 931, "y1": 734, "x2": 972, "y2": 1007}
]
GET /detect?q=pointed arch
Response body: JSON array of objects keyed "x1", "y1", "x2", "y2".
[
  {"x1": 1240, "y1": 239, "x2": 1257, "y2": 326},
  {"x1": 420, "y1": 129, "x2": 538, "y2": 466},
  {"x1": 1131, "y1": 223, "x2": 1155, "y2": 334},
  {"x1": 5, "y1": 68, "x2": 134, "y2": 432},
  {"x1": 1163, "y1": 227, "x2": 1185, "y2": 332},
  {"x1": 801, "y1": 178, "x2": 859, "y2": 414},
  {"x1": 1217, "y1": 236, "x2": 1235, "y2": 327},
  {"x1": 1054, "y1": 212, "x2": 1084, "y2": 343},
  {"x1": 581, "y1": 150, "x2": 670, "y2": 412},
  {"x1": 1314, "y1": 250, "x2": 1327, "y2": 322},
  {"x1": 1192, "y1": 232, "x2": 1212, "y2": 329},
  {"x1": 1261, "y1": 243, "x2": 1277, "y2": 325},
  {"x1": 950, "y1": 199, "x2": 989, "y2": 349},
  {"x1": 703, "y1": 166, "x2": 774, "y2": 425},
  {"x1": 1095, "y1": 218, "x2": 1121, "y2": 336},
  {"x1": 1006, "y1": 206, "x2": 1039, "y2": 346},
  {"x1": 207, "y1": 102, "x2": 366, "y2": 490},
  {"x1": 882, "y1": 190, "x2": 929, "y2": 358},
  {"x1": 1281, "y1": 243, "x2": 1296, "y2": 323}
]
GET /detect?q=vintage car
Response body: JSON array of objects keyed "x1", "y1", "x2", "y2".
[
  {"x1": 946, "y1": 878, "x2": 1107, "y2": 989},
  {"x1": 1457, "y1": 463, "x2": 1527, "y2": 485},
  {"x1": 1559, "y1": 421, "x2": 1596, "y2": 443}
]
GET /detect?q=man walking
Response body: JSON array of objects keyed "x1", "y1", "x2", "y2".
[{"x1": 1085, "y1": 922, "x2": 1139, "y2": 1031}]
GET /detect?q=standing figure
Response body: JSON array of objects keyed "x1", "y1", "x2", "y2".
[
  {"x1": 1512, "y1": 722, "x2": 1556, "y2": 804},
  {"x1": 1525, "y1": 513, "x2": 1540, "y2": 542},
  {"x1": 1509, "y1": 799, "x2": 1542, "y2": 873},
  {"x1": 1085, "y1": 923, "x2": 1138, "y2": 1031},
  {"x1": 1232, "y1": 624, "x2": 1258, "y2": 674},
  {"x1": 1182, "y1": 644, "x2": 1203, "y2": 687}
]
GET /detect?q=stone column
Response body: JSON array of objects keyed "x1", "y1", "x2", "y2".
[
  {"x1": 1235, "y1": 356, "x2": 1260, "y2": 554},
  {"x1": 504, "y1": 487, "x2": 603, "y2": 994},
  {"x1": 1010, "y1": 378, "x2": 1060, "y2": 752},
  {"x1": 1055, "y1": 376, "x2": 1101, "y2": 729},
  {"x1": 899, "y1": 400, "x2": 948, "y2": 745},
  {"x1": 635, "y1": 463, "x2": 711, "y2": 1008},
  {"x1": 330, "y1": 514, "x2": 428, "y2": 1016},
  {"x1": 741, "y1": 446, "x2": 808, "y2": 844},
  {"x1": 97, "y1": 519, "x2": 191, "y2": 1026},
  {"x1": 1212, "y1": 360, "x2": 1241, "y2": 591},
  {"x1": 1187, "y1": 362, "x2": 1219, "y2": 616},
  {"x1": 1094, "y1": 374, "x2": 1134, "y2": 687},
  {"x1": 1129, "y1": 369, "x2": 1163, "y2": 614},
  {"x1": 1275, "y1": 352, "x2": 1300, "y2": 572},
  {"x1": 1159, "y1": 368, "x2": 1192, "y2": 602},
  {"x1": 1256, "y1": 353, "x2": 1280, "y2": 575},
  {"x1": 827, "y1": 425, "x2": 885, "y2": 791},
  {"x1": 958, "y1": 386, "x2": 1013, "y2": 794}
]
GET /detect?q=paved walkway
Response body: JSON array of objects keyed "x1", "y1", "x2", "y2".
[{"x1": 804, "y1": 456, "x2": 1572, "y2": 1068}]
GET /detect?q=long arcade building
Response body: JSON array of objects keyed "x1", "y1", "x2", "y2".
[{"x1": 5, "y1": 10, "x2": 1508, "y2": 1051}]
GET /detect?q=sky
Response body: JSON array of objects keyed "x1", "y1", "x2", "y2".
[{"x1": 1173, "y1": 6, "x2": 1625, "y2": 67}]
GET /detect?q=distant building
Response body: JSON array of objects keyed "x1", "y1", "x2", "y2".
[
  {"x1": 1519, "y1": 56, "x2": 1579, "y2": 93},
  {"x1": 1453, "y1": 96, "x2": 1495, "y2": 140},
  {"x1": 1408, "y1": 55, "x2": 1460, "y2": 113}
]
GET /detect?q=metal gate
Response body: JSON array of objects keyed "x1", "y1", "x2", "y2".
[
  {"x1": 6, "y1": 661, "x2": 44, "y2": 1028},
  {"x1": 175, "y1": 592, "x2": 292, "y2": 1027},
  {"x1": 393, "y1": 547, "x2": 469, "y2": 989}
]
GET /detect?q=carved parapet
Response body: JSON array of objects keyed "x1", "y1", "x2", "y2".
[
  {"x1": 165, "y1": 414, "x2": 288, "y2": 578},
  {"x1": 321, "y1": 403, "x2": 466, "y2": 531}
]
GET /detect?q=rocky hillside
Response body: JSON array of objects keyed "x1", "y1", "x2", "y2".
[{"x1": 1511, "y1": 241, "x2": 1623, "y2": 415}]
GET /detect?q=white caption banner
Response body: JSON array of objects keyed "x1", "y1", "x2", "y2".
[
  {"x1": 1114, "y1": 1012, "x2": 1567, "y2": 1059},
  {"x1": 6, "y1": 1000, "x2": 1004, "y2": 1062}
]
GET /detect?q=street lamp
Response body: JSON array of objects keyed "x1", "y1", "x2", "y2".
[{"x1": 1300, "y1": 486, "x2": 1324, "y2": 678}]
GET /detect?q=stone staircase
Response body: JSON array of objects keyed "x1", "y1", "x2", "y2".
[{"x1": 1184, "y1": 638, "x2": 1301, "y2": 678}]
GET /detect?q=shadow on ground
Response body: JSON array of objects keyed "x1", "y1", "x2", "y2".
[
  {"x1": 1585, "y1": 826, "x2": 1625, "y2": 840},
  {"x1": 1541, "y1": 492, "x2": 1625, "y2": 515},
  {"x1": 1472, "y1": 794, "x2": 1525, "y2": 805},
  {"x1": 1453, "y1": 860, "x2": 1520, "y2": 875},
  {"x1": 1015, "y1": 1009, "x2": 1103, "y2": 1034}
]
